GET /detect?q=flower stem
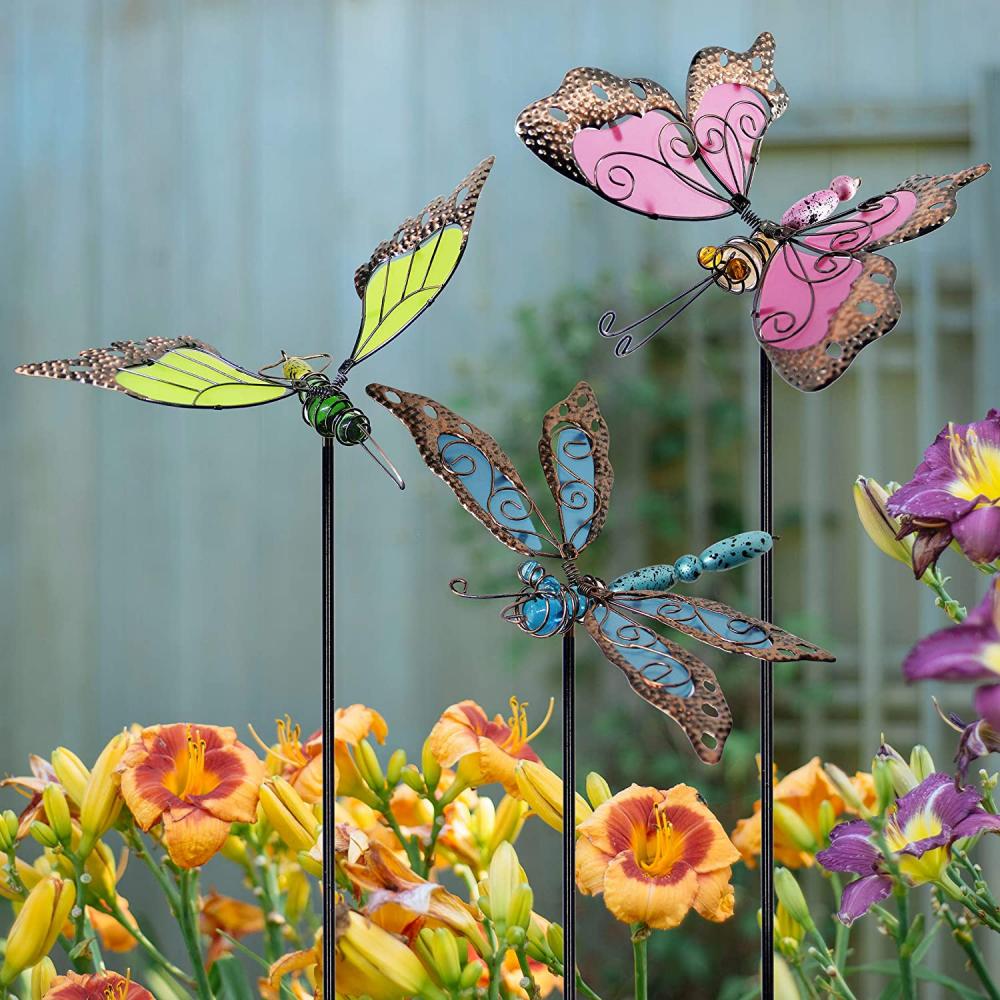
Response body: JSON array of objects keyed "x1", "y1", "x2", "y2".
[
  {"x1": 631, "y1": 924, "x2": 648, "y2": 1000},
  {"x1": 828, "y1": 873, "x2": 850, "y2": 970},
  {"x1": 575, "y1": 973, "x2": 605, "y2": 1000},
  {"x1": 924, "y1": 572, "x2": 967, "y2": 622},
  {"x1": 806, "y1": 931, "x2": 859, "y2": 1000},
  {"x1": 894, "y1": 887, "x2": 916, "y2": 1000},
  {"x1": 106, "y1": 897, "x2": 195, "y2": 988},
  {"x1": 937, "y1": 890, "x2": 1000, "y2": 1000},
  {"x1": 177, "y1": 868, "x2": 214, "y2": 1000}
]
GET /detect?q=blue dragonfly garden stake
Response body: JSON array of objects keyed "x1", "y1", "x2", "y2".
[{"x1": 367, "y1": 380, "x2": 834, "y2": 763}]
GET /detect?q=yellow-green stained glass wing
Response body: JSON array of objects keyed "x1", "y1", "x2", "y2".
[
  {"x1": 351, "y1": 226, "x2": 465, "y2": 363},
  {"x1": 15, "y1": 338, "x2": 292, "y2": 410},
  {"x1": 349, "y1": 156, "x2": 494, "y2": 365},
  {"x1": 115, "y1": 347, "x2": 289, "y2": 407}
]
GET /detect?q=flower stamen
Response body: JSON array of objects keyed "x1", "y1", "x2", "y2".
[
  {"x1": 636, "y1": 805, "x2": 683, "y2": 876},
  {"x1": 501, "y1": 697, "x2": 554, "y2": 752}
]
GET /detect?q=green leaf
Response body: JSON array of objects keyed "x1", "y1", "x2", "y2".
[
  {"x1": 849, "y1": 960, "x2": 985, "y2": 999},
  {"x1": 213, "y1": 955, "x2": 254, "y2": 1000}
]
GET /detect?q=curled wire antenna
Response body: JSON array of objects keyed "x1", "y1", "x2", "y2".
[{"x1": 598, "y1": 274, "x2": 716, "y2": 357}]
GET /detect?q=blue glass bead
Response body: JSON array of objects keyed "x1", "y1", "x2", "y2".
[
  {"x1": 673, "y1": 554, "x2": 702, "y2": 582},
  {"x1": 517, "y1": 560, "x2": 544, "y2": 585},
  {"x1": 538, "y1": 574, "x2": 562, "y2": 593},
  {"x1": 521, "y1": 594, "x2": 564, "y2": 637}
]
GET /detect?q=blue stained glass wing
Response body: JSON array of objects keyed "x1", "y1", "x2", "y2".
[
  {"x1": 366, "y1": 384, "x2": 561, "y2": 556},
  {"x1": 537, "y1": 381, "x2": 612, "y2": 552},
  {"x1": 605, "y1": 592, "x2": 835, "y2": 662},
  {"x1": 584, "y1": 603, "x2": 732, "y2": 764}
]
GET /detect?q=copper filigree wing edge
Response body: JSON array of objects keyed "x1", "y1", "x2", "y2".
[
  {"x1": 613, "y1": 591, "x2": 836, "y2": 662},
  {"x1": 14, "y1": 336, "x2": 216, "y2": 393},
  {"x1": 759, "y1": 251, "x2": 901, "y2": 392},
  {"x1": 365, "y1": 383, "x2": 560, "y2": 556},
  {"x1": 537, "y1": 380, "x2": 613, "y2": 553},
  {"x1": 862, "y1": 164, "x2": 990, "y2": 251},
  {"x1": 686, "y1": 31, "x2": 788, "y2": 123},
  {"x1": 582, "y1": 608, "x2": 732, "y2": 764},
  {"x1": 353, "y1": 157, "x2": 495, "y2": 298},
  {"x1": 515, "y1": 67, "x2": 684, "y2": 188}
]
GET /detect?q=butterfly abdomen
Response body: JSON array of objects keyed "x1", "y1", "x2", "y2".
[{"x1": 299, "y1": 377, "x2": 370, "y2": 445}]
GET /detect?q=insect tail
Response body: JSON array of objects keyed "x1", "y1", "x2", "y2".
[
  {"x1": 360, "y1": 434, "x2": 406, "y2": 490},
  {"x1": 598, "y1": 274, "x2": 716, "y2": 357}
]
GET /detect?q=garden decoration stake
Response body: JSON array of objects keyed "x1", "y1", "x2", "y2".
[
  {"x1": 14, "y1": 156, "x2": 494, "y2": 1000},
  {"x1": 368, "y1": 378, "x2": 834, "y2": 995},
  {"x1": 516, "y1": 29, "x2": 989, "y2": 988}
]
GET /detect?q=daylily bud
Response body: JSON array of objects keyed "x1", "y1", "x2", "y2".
[
  {"x1": 488, "y1": 796, "x2": 527, "y2": 854},
  {"x1": 51, "y1": 747, "x2": 91, "y2": 806},
  {"x1": 775, "y1": 900, "x2": 805, "y2": 956},
  {"x1": 284, "y1": 869, "x2": 311, "y2": 924},
  {"x1": 854, "y1": 476, "x2": 914, "y2": 568},
  {"x1": 429, "y1": 927, "x2": 462, "y2": 987},
  {"x1": 386, "y1": 749, "x2": 407, "y2": 787},
  {"x1": 872, "y1": 758, "x2": 897, "y2": 814},
  {"x1": 909, "y1": 745, "x2": 936, "y2": 782},
  {"x1": 298, "y1": 847, "x2": 323, "y2": 879},
  {"x1": 220, "y1": 833, "x2": 251, "y2": 870},
  {"x1": 487, "y1": 842, "x2": 523, "y2": 937},
  {"x1": 356, "y1": 739, "x2": 386, "y2": 794},
  {"x1": 30, "y1": 956, "x2": 56, "y2": 1000},
  {"x1": 585, "y1": 771, "x2": 613, "y2": 808},
  {"x1": 339, "y1": 911, "x2": 446, "y2": 1000},
  {"x1": 459, "y1": 961, "x2": 483, "y2": 991},
  {"x1": 78, "y1": 732, "x2": 128, "y2": 858},
  {"x1": 773, "y1": 802, "x2": 817, "y2": 853},
  {"x1": 507, "y1": 883, "x2": 534, "y2": 935},
  {"x1": 422, "y1": 737, "x2": 442, "y2": 792},
  {"x1": 875, "y1": 744, "x2": 917, "y2": 797},
  {"x1": 774, "y1": 867, "x2": 814, "y2": 932},
  {"x1": 824, "y1": 763, "x2": 868, "y2": 815},
  {"x1": 817, "y1": 800, "x2": 837, "y2": 844},
  {"x1": 42, "y1": 785, "x2": 72, "y2": 848},
  {"x1": 0, "y1": 853, "x2": 42, "y2": 901},
  {"x1": 400, "y1": 765, "x2": 425, "y2": 794},
  {"x1": 0, "y1": 810, "x2": 18, "y2": 853},
  {"x1": 546, "y1": 921, "x2": 564, "y2": 958},
  {"x1": 514, "y1": 760, "x2": 592, "y2": 833},
  {"x1": 29, "y1": 821, "x2": 59, "y2": 850},
  {"x1": 259, "y1": 776, "x2": 320, "y2": 853},
  {"x1": 774, "y1": 954, "x2": 800, "y2": 1000},
  {"x1": 1, "y1": 875, "x2": 76, "y2": 984}
]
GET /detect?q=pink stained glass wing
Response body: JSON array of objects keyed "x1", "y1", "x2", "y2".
[
  {"x1": 571, "y1": 110, "x2": 732, "y2": 220},
  {"x1": 515, "y1": 34, "x2": 788, "y2": 221},
  {"x1": 753, "y1": 245, "x2": 901, "y2": 392},
  {"x1": 797, "y1": 164, "x2": 990, "y2": 253}
]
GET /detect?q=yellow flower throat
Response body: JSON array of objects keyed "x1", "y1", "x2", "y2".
[
  {"x1": 168, "y1": 727, "x2": 219, "y2": 800},
  {"x1": 635, "y1": 806, "x2": 684, "y2": 876},
  {"x1": 103, "y1": 970, "x2": 132, "y2": 1000},
  {"x1": 501, "y1": 696, "x2": 554, "y2": 753},
  {"x1": 949, "y1": 425, "x2": 1000, "y2": 503}
]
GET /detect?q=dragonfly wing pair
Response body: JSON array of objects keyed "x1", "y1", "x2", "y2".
[
  {"x1": 517, "y1": 33, "x2": 989, "y2": 391},
  {"x1": 367, "y1": 380, "x2": 834, "y2": 763}
]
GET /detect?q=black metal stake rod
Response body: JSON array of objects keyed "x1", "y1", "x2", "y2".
[
  {"x1": 322, "y1": 439, "x2": 335, "y2": 1000},
  {"x1": 563, "y1": 625, "x2": 576, "y2": 999},
  {"x1": 759, "y1": 352, "x2": 774, "y2": 998}
]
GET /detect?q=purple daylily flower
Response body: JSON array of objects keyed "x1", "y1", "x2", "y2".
[
  {"x1": 817, "y1": 773, "x2": 1000, "y2": 925},
  {"x1": 937, "y1": 685, "x2": 1000, "y2": 784},
  {"x1": 887, "y1": 409, "x2": 1000, "y2": 577},
  {"x1": 904, "y1": 576, "x2": 1000, "y2": 685}
]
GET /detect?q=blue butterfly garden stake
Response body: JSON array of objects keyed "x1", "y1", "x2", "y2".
[{"x1": 367, "y1": 380, "x2": 834, "y2": 763}]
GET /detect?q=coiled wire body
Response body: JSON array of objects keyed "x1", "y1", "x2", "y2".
[
  {"x1": 512, "y1": 560, "x2": 589, "y2": 638},
  {"x1": 282, "y1": 359, "x2": 370, "y2": 445},
  {"x1": 708, "y1": 232, "x2": 779, "y2": 294}
]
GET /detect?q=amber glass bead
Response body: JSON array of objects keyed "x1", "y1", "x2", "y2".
[
  {"x1": 697, "y1": 245, "x2": 720, "y2": 269},
  {"x1": 725, "y1": 257, "x2": 751, "y2": 282}
]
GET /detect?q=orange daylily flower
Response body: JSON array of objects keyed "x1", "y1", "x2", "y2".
[
  {"x1": 118, "y1": 724, "x2": 265, "y2": 868},
  {"x1": 270, "y1": 929, "x2": 323, "y2": 999},
  {"x1": 731, "y1": 757, "x2": 874, "y2": 869},
  {"x1": 576, "y1": 784, "x2": 740, "y2": 930},
  {"x1": 334, "y1": 705, "x2": 388, "y2": 798},
  {"x1": 428, "y1": 698, "x2": 551, "y2": 794},
  {"x1": 86, "y1": 901, "x2": 137, "y2": 953},
  {"x1": 255, "y1": 717, "x2": 323, "y2": 805},
  {"x1": 42, "y1": 970, "x2": 153, "y2": 1000},
  {"x1": 0, "y1": 755, "x2": 62, "y2": 839},
  {"x1": 200, "y1": 888, "x2": 265, "y2": 966},
  {"x1": 345, "y1": 842, "x2": 485, "y2": 950}
]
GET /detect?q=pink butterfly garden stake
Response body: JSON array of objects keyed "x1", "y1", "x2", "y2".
[{"x1": 516, "y1": 32, "x2": 989, "y2": 391}]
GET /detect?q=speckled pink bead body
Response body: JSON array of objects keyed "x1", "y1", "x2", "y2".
[{"x1": 780, "y1": 174, "x2": 861, "y2": 231}]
